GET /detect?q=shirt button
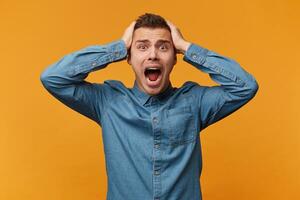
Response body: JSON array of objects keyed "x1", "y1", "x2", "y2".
[
  {"x1": 215, "y1": 66, "x2": 221, "y2": 73},
  {"x1": 114, "y1": 51, "x2": 119, "y2": 57},
  {"x1": 191, "y1": 53, "x2": 197, "y2": 59},
  {"x1": 153, "y1": 117, "x2": 158, "y2": 124},
  {"x1": 154, "y1": 170, "x2": 160, "y2": 175},
  {"x1": 154, "y1": 144, "x2": 160, "y2": 149},
  {"x1": 91, "y1": 62, "x2": 97, "y2": 66}
]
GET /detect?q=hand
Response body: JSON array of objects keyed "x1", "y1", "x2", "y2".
[
  {"x1": 121, "y1": 21, "x2": 136, "y2": 50},
  {"x1": 166, "y1": 20, "x2": 191, "y2": 54}
]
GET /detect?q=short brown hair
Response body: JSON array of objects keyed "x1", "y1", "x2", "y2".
[
  {"x1": 133, "y1": 13, "x2": 171, "y2": 32},
  {"x1": 128, "y1": 13, "x2": 175, "y2": 60}
]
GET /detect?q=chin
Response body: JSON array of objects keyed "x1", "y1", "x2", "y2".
[
  {"x1": 145, "y1": 88, "x2": 161, "y2": 96},
  {"x1": 145, "y1": 79, "x2": 171, "y2": 95},
  {"x1": 137, "y1": 75, "x2": 169, "y2": 96}
]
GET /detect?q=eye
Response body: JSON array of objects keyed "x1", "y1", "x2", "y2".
[
  {"x1": 137, "y1": 44, "x2": 148, "y2": 50},
  {"x1": 159, "y1": 44, "x2": 169, "y2": 51}
]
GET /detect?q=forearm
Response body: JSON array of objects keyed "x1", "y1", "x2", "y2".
[
  {"x1": 183, "y1": 43, "x2": 259, "y2": 129},
  {"x1": 183, "y1": 43, "x2": 258, "y2": 99},
  {"x1": 39, "y1": 40, "x2": 127, "y2": 124},
  {"x1": 40, "y1": 39, "x2": 127, "y2": 89}
]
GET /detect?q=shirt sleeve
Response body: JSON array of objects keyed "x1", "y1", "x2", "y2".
[
  {"x1": 183, "y1": 43, "x2": 259, "y2": 131},
  {"x1": 40, "y1": 40, "x2": 127, "y2": 125}
]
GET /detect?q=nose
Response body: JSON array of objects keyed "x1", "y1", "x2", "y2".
[{"x1": 148, "y1": 47, "x2": 159, "y2": 61}]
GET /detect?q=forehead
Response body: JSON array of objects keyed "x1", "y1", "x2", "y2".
[{"x1": 132, "y1": 27, "x2": 172, "y2": 43}]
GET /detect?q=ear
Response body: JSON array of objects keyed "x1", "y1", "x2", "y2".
[
  {"x1": 174, "y1": 54, "x2": 177, "y2": 65},
  {"x1": 127, "y1": 47, "x2": 132, "y2": 65},
  {"x1": 127, "y1": 54, "x2": 131, "y2": 65}
]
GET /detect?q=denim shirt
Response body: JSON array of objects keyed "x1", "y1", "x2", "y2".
[{"x1": 40, "y1": 40, "x2": 258, "y2": 200}]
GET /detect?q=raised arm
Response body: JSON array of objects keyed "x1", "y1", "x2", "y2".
[
  {"x1": 167, "y1": 20, "x2": 259, "y2": 130},
  {"x1": 40, "y1": 21, "x2": 136, "y2": 125}
]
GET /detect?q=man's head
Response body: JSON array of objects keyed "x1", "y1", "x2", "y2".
[{"x1": 127, "y1": 13, "x2": 177, "y2": 96}]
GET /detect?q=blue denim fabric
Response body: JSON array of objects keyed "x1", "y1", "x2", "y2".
[{"x1": 40, "y1": 40, "x2": 258, "y2": 200}]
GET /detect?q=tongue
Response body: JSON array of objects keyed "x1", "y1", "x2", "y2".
[{"x1": 148, "y1": 71, "x2": 160, "y2": 81}]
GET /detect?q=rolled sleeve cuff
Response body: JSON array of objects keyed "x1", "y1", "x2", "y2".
[
  {"x1": 106, "y1": 39, "x2": 128, "y2": 62},
  {"x1": 183, "y1": 43, "x2": 209, "y2": 65}
]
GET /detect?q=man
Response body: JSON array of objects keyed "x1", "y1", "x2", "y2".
[{"x1": 40, "y1": 13, "x2": 258, "y2": 200}]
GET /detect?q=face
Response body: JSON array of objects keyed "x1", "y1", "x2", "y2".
[{"x1": 127, "y1": 27, "x2": 177, "y2": 96}]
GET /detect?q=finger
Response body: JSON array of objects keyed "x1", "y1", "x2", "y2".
[
  {"x1": 129, "y1": 21, "x2": 136, "y2": 29},
  {"x1": 166, "y1": 19, "x2": 176, "y2": 29}
]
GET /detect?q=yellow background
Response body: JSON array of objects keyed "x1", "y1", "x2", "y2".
[{"x1": 1, "y1": 0, "x2": 299, "y2": 199}]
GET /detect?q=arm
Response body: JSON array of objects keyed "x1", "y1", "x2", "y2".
[
  {"x1": 40, "y1": 22, "x2": 136, "y2": 125},
  {"x1": 167, "y1": 20, "x2": 259, "y2": 130},
  {"x1": 184, "y1": 44, "x2": 258, "y2": 130},
  {"x1": 40, "y1": 40, "x2": 127, "y2": 125}
]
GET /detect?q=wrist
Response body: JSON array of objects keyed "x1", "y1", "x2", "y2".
[
  {"x1": 178, "y1": 41, "x2": 191, "y2": 54},
  {"x1": 121, "y1": 38, "x2": 130, "y2": 50}
]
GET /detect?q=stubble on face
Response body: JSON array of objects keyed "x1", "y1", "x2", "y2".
[{"x1": 128, "y1": 27, "x2": 176, "y2": 96}]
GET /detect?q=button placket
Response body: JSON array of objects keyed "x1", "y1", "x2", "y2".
[
  {"x1": 152, "y1": 116, "x2": 160, "y2": 149},
  {"x1": 151, "y1": 112, "x2": 162, "y2": 198},
  {"x1": 153, "y1": 117, "x2": 158, "y2": 124}
]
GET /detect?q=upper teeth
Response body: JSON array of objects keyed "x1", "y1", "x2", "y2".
[{"x1": 147, "y1": 67, "x2": 160, "y2": 70}]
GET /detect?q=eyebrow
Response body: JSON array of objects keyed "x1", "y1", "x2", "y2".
[{"x1": 135, "y1": 39, "x2": 172, "y2": 44}]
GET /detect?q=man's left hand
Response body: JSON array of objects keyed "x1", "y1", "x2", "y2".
[{"x1": 166, "y1": 20, "x2": 191, "y2": 54}]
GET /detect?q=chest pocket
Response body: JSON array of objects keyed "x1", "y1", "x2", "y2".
[{"x1": 166, "y1": 106, "x2": 197, "y2": 147}]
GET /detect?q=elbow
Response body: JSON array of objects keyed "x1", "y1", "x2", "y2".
[
  {"x1": 246, "y1": 77, "x2": 259, "y2": 99},
  {"x1": 40, "y1": 70, "x2": 47, "y2": 83},
  {"x1": 40, "y1": 68, "x2": 54, "y2": 89},
  {"x1": 40, "y1": 70, "x2": 49, "y2": 88}
]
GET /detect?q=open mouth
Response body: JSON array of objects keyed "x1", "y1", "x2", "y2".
[{"x1": 144, "y1": 67, "x2": 162, "y2": 82}]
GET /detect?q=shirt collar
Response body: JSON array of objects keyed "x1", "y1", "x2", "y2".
[{"x1": 131, "y1": 80, "x2": 174, "y2": 106}]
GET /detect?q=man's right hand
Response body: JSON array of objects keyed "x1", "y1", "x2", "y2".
[
  {"x1": 121, "y1": 21, "x2": 136, "y2": 50},
  {"x1": 166, "y1": 20, "x2": 191, "y2": 54}
]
